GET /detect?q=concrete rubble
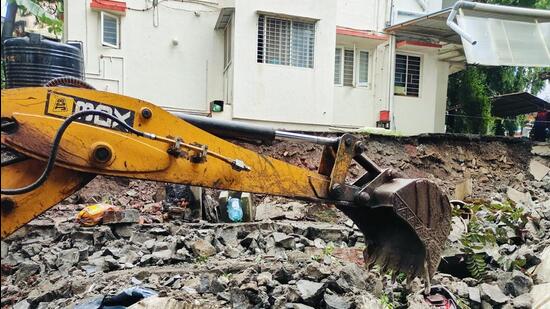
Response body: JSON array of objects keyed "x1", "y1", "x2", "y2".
[{"x1": 1, "y1": 135, "x2": 549, "y2": 308}]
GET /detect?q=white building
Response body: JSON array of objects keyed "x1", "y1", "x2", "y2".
[{"x1": 63, "y1": 0, "x2": 549, "y2": 135}]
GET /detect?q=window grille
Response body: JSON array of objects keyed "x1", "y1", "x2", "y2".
[
  {"x1": 291, "y1": 21, "x2": 315, "y2": 68},
  {"x1": 343, "y1": 49, "x2": 354, "y2": 86},
  {"x1": 395, "y1": 54, "x2": 421, "y2": 97},
  {"x1": 257, "y1": 15, "x2": 315, "y2": 68},
  {"x1": 334, "y1": 48, "x2": 342, "y2": 84}
]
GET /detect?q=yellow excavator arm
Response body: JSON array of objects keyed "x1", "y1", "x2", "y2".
[{"x1": 1, "y1": 87, "x2": 451, "y2": 280}]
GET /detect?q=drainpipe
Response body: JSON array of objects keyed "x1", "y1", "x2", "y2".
[
  {"x1": 2, "y1": 1, "x2": 18, "y2": 43},
  {"x1": 388, "y1": 34, "x2": 396, "y2": 131},
  {"x1": 447, "y1": 1, "x2": 550, "y2": 45}
]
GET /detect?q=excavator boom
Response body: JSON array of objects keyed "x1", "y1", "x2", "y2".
[{"x1": 1, "y1": 87, "x2": 451, "y2": 280}]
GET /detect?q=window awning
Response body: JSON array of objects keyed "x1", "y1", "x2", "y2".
[
  {"x1": 90, "y1": 0, "x2": 126, "y2": 15},
  {"x1": 491, "y1": 92, "x2": 550, "y2": 118},
  {"x1": 385, "y1": 9, "x2": 461, "y2": 44},
  {"x1": 215, "y1": 7, "x2": 234, "y2": 30}
]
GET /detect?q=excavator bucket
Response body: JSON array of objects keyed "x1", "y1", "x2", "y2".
[{"x1": 339, "y1": 177, "x2": 451, "y2": 281}]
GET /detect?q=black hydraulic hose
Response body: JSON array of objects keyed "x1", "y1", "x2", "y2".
[{"x1": 1, "y1": 110, "x2": 148, "y2": 195}]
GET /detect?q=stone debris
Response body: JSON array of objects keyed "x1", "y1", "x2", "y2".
[
  {"x1": 504, "y1": 270, "x2": 533, "y2": 297},
  {"x1": 530, "y1": 283, "x2": 550, "y2": 309},
  {"x1": 103, "y1": 209, "x2": 141, "y2": 224},
  {"x1": 2, "y1": 135, "x2": 549, "y2": 309},
  {"x1": 480, "y1": 283, "x2": 510, "y2": 305},
  {"x1": 511, "y1": 293, "x2": 533, "y2": 309}
]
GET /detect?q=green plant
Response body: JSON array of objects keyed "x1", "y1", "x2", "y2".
[
  {"x1": 323, "y1": 243, "x2": 334, "y2": 256},
  {"x1": 379, "y1": 293, "x2": 394, "y2": 309},
  {"x1": 465, "y1": 253, "x2": 487, "y2": 280},
  {"x1": 311, "y1": 255, "x2": 322, "y2": 262},
  {"x1": 195, "y1": 255, "x2": 208, "y2": 264},
  {"x1": 221, "y1": 272, "x2": 232, "y2": 280},
  {"x1": 457, "y1": 201, "x2": 529, "y2": 279}
]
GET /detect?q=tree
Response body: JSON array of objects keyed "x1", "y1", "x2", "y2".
[
  {"x1": 8, "y1": 0, "x2": 63, "y2": 37},
  {"x1": 446, "y1": 0, "x2": 550, "y2": 134}
]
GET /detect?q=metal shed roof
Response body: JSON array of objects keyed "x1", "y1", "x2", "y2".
[
  {"x1": 491, "y1": 92, "x2": 550, "y2": 118},
  {"x1": 385, "y1": 9, "x2": 461, "y2": 44}
]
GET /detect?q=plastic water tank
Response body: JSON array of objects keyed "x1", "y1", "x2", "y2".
[{"x1": 3, "y1": 34, "x2": 84, "y2": 88}]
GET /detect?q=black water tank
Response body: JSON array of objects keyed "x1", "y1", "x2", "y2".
[{"x1": 3, "y1": 34, "x2": 84, "y2": 88}]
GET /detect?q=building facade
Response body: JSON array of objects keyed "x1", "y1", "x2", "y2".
[{"x1": 64, "y1": 0, "x2": 459, "y2": 135}]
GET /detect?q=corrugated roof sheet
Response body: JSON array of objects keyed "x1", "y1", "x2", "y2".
[
  {"x1": 385, "y1": 9, "x2": 461, "y2": 44},
  {"x1": 491, "y1": 92, "x2": 550, "y2": 117}
]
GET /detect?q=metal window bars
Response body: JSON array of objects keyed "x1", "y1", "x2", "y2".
[
  {"x1": 257, "y1": 15, "x2": 315, "y2": 68},
  {"x1": 395, "y1": 54, "x2": 420, "y2": 97}
]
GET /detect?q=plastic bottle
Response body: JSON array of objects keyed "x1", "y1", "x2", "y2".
[{"x1": 226, "y1": 197, "x2": 243, "y2": 222}]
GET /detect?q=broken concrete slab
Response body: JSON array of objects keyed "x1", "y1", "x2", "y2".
[
  {"x1": 454, "y1": 178, "x2": 473, "y2": 200},
  {"x1": 533, "y1": 245, "x2": 550, "y2": 284},
  {"x1": 1, "y1": 241, "x2": 9, "y2": 259},
  {"x1": 480, "y1": 283, "x2": 509, "y2": 305},
  {"x1": 295, "y1": 280, "x2": 325, "y2": 305},
  {"x1": 272, "y1": 232, "x2": 296, "y2": 250},
  {"x1": 103, "y1": 209, "x2": 140, "y2": 224},
  {"x1": 255, "y1": 200, "x2": 306, "y2": 221},
  {"x1": 506, "y1": 187, "x2": 533, "y2": 206},
  {"x1": 190, "y1": 239, "x2": 217, "y2": 257},
  {"x1": 529, "y1": 160, "x2": 550, "y2": 181},
  {"x1": 14, "y1": 261, "x2": 40, "y2": 283},
  {"x1": 504, "y1": 270, "x2": 533, "y2": 297},
  {"x1": 324, "y1": 293, "x2": 351, "y2": 309},
  {"x1": 511, "y1": 293, "x2": 533, "y2": 309},
  {"x1": 530, "y1": 283, "x2": 550, "y2": 309},
  {"x1": 531, "y1": 144, "x2": 550, "y2": 157},
  {"x1": 56, "y1": 248, "x2": 80, "y2": 269}
]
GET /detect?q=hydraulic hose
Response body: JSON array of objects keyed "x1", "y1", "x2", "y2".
[{"x1": 1, "y1": 110, "x2": 149, "y2": 195}]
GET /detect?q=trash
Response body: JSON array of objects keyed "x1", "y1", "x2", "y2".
[
  {"x1": 226, "y1": 198, "x2": 243, "y2": 222},
  {"x1": 423, "y1": 285, "x2": 459, "y2": 309},
  {"x1": 127, "y1": 296, "x2": 192, "y2": 308},
  {"x1": 76, "y1": 204, "x2": 119, "y2": 226},
  {"x1": 75, "y1": 287, "x2": 157, "y2": 309}
]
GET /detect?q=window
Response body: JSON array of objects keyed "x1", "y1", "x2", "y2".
[
  {"x1": 101, "y1": 12, "x2": 120, "y2": 48},
  {"x1": 334, "y1": 48, "x2": 342, "y2": 84},
  {"x1": 334, "y1": 48, "x2": 369, "y2": 87},
  {"x1": 395, "y1": 54, "x2": 421, "y2": 97},
  {"x1": 343, "y1": 49, "x2": 354, "y2": 86},
  {"x1": 224, "y1": 21, "x2": 232, "y2": 67},
  {"x1": 257, "y1": 15, "x2": 315, "y2": 68},
  {"x1": 358, "y1": 51, "x2": 369, "y2": 86}
]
